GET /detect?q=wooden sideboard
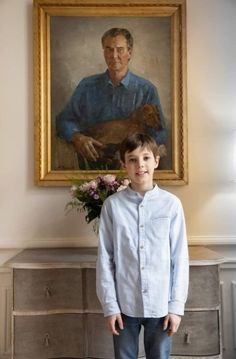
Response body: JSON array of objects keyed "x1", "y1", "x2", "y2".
[{"x1": 5, "y1": 246, "x2": 224, "y2": 359}]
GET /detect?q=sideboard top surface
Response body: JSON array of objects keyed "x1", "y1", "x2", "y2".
[{"x1": 5, "y1": 246, "x2": 224, "y2": 269}]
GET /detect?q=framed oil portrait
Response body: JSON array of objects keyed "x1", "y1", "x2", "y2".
[{"x1": 34, "y1": 0, "x2": 188, "y2": 186}]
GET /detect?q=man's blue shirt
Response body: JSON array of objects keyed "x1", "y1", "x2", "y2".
[{"x1": 56, "y1": 70, "x2": 167, "y2": 145}]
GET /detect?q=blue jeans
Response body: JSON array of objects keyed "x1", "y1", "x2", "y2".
[{"x1": 113, "y1": 314, "x2": 172, "y2": 359}]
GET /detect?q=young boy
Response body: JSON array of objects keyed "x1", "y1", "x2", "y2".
[{"x1": 96, "y1": 133, "x2": 189, "y2": 359}]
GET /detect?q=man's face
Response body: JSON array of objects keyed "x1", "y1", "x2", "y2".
[{"x1": 103, "y1": 35, "x2": 132, "y2": 73}]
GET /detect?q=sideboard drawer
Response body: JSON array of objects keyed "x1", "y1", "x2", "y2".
[
  {"x1": 86, "y1": 269, "x2": 102, "y2": 310},
  {"x1": 172, "y1": 311, "x2": 220, "y2": 356},
  {"x1": 186, "y1": 265, "x2": 219, "y2": 308},
  {"x1": 87, "y1": 314, "x2": 145, "y2": 358},
  {"x1": 87, "y1": 314, "x2": 114, "y2": 358},
  {"x1": 14, "y1": 268, "x2": 83, "y2": 310},
  {"x1": 14, "y1": 314, "x2": 84, "y2": 359}
]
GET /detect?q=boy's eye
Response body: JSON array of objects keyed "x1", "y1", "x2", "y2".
[
  {"x1": 129, "y1": 158, "x2": 136, "y2": 162},
  {"x1": 144, "y1": 156, "x2": 151, "y2": 161}
]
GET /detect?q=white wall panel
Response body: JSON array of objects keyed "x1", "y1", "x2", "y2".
[{"x1": 231, "y1": 281, "x2": 236, "y2": 350}]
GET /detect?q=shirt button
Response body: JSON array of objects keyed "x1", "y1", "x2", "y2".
[
  {"x1": 140, "y1": 245, "x2": 144, "y2": 249},
  {"x1": 140, "y1": 225, "x2": 144, "y2": 228},
  {"x1": 141, "y1": 266, "x2": 145, "y2": 270},
  {"x1": 140, "y1": 205, "x2": 144, "y2": 208},
  {"x1": 142, "y1": 289, "x2": 147, "y2": 293}
]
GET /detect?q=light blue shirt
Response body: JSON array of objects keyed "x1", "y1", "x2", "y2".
[{"x1": 96, "y1": 185, "x2": 189, "y2": 318}]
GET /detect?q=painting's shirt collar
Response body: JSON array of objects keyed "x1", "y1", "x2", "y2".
[{"x1": 105, "y1": 69, "x2": 130, "y2": 89}]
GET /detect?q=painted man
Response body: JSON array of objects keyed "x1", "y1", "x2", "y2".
[{"x1": 56, "y1": 27, "x2": 167, "y2": 169}]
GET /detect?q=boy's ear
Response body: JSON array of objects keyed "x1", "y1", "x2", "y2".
[
  {"x1": 120, "y1": 161, "x2": 126, "y2": 169},
  {"x1": 154, "y1": 156, "x2": 160, "y2": 169}
]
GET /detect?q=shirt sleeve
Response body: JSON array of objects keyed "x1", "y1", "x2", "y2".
[
  {"x1": 56, "y1": 83, "x2": 84, "y2": 142},
  {"x1": 168, "y1": 199, "x2": 189, "y2": 315},
  {"x1": 96, "y1": 200, "x2": 121, "y2": 317}
]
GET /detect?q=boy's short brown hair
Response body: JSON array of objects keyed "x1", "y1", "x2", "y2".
[{"x1": 119, "y1": 133, "x2": 160, "y2": 162}]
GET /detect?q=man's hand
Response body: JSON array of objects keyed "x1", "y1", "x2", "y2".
[
  {"x1": 71, "y1": 133, "x2": 104, "y2": 161},
  {"x1": 163, "y1": 313, "x2": 181, "y2": 336},
  {"x1": 105, "y1": 314, "x2": 124, "y2": 336}
]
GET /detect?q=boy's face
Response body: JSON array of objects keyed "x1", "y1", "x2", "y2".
[{"x1": 122, "y1": 146, "x2": 159, "y2": 194}]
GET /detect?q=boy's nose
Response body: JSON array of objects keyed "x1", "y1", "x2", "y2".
[{"x1": 137, "y1": 160, "x2": 144, "y2": 167}]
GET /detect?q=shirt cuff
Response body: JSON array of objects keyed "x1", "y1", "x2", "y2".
[
  {"x1": 57, "y1": 122, "x2": 80, "y2": 142},
  {"x1": 102, "y1": 301, "x2": 121, "y2": 317},
  {"x1": 168, "y1": 300, "x2": 185, "y2": 316}
]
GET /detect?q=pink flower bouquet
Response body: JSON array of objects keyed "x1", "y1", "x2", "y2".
[{"x1": 67, "y1": 175, "x2": 129, "y2": 229}]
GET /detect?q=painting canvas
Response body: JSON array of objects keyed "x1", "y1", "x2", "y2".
[{"x1": 34, "y1": 0, "x2": 187, "y2": 185}]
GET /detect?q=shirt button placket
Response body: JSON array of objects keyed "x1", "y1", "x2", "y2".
[{"x1": 139, "y1": 203, "x2": 147, "y2": 304}]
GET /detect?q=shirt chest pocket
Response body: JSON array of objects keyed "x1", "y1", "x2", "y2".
[{"x1": 147, "y1": 217, "x2": 170, "y2": 242}]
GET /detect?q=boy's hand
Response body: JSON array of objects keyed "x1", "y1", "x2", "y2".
[
  {"x1": 105, "y1": 313, "x2": 124, "y2": 335},
  {"x1": 163, "y1": 313, "x2": 181, "y2": 336}
]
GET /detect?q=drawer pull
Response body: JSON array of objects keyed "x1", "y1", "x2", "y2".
[
  {"x1": 44, "y1": 333, "x2": 50, "y2": 347},
  {"x1": 184, "y1": 332, "x2": 191, "y2": 344},
  {"x1": 44, "y1": 286, "x2": 52, "y2": 298}
]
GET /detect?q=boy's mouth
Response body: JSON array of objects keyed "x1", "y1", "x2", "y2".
[{"x1": 136, "y1": 171, "x2": 148, "y2": 176}]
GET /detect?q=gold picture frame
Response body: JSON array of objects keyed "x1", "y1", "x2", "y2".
[{"x1": 34, "y1": 0, "x2": 188, "y2": 186}]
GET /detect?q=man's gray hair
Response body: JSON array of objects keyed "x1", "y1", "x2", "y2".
[{"x1": 101, "y1": 28, "x2": 134, "y2": 49}]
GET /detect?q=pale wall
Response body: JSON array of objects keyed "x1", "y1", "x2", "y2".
[{"x1": 0, "y1": 0, "x2": 236, "y2": 261}]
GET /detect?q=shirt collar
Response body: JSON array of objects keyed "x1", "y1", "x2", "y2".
[
  {"x1": 125, "y1": 184, "x2": 159, "y2": 201},
  {"x1": 105, "y1": 70, "x2": 130, "y2": 88}
]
